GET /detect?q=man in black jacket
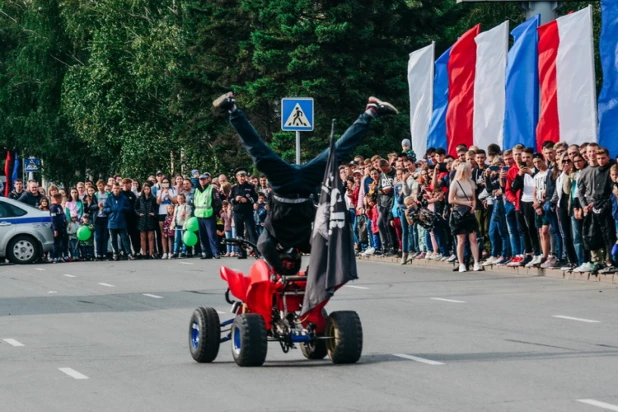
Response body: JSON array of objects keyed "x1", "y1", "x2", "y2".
[
  {"x1": 9, "y1": 178, "x2": 24, "y2": 200},
  {"x1": 230, "y1": 167, "x2": 260, "y2": 259},
  {"x1": 377, "y1": 159, "x2": 397, "y2": 255},
  {"x1": 121, "y1": 178, "x2": 140, "y2": 256},
  {"x1": 18, "y1": 180, "x2": 43, "y2": 207}
]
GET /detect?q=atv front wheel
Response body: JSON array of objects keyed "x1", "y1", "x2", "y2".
[
  {"x1": 231, "y1": 314, "x2": 268, "y2": 367},
  {"x1": 326, "y1": 311, "x2": 363, "y2": 364},
  {"x1": 189, "y1": 307, "x2": 220, "y2": 363}
]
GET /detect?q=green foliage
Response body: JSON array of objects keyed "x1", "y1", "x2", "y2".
[{"x1": 0, "y1": 0, "x2": 601, "y2": 183}]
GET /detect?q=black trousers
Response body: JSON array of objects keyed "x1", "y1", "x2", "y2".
[
  {"x1": 517, "y1": 202, "x2": 540, "y2": 255},
  {"x1": 234, "y1": 213, "x2": 260, "y2": 258},
  {"x1": 377, "y1": 204, "x2": 396, "y2": 251},
  {"x1": 556, "y1": 206, "x2": 578, "y2": 264}
]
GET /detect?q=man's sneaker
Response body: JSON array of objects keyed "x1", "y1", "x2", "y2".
[
  {"x1": 525, "y1": 255, "x2": 541, "y2": 268},
  {"x1": 495, "y1": 257, "x2": 509, "y2": 265},
  {"x1": 573, "y1": 262, "x2": 594, "y2": 273},
  {"x1": 520, "y1": 255, "x2": 533, "y2": 267},
  {"x1": 128, "y1": 254, "x2": 135, "y2": 261},
  {"x1": 429, "y1": 253, "x2": 443, "y2": 261},
  {"x1": 540, "y1": 256, "x2": 556, "y2": 269},
  {"x1": 363, "y1": 247, "x2": 376, "y2": 256},
  {"x1": 112, "y1": 255, "x2": 118, "y2": 261},
  {"x1": 560, "y1": 263, "x2": 577, "y2": 271},
  {"x1": 446, "y1": 254, "x2": 457, "y2": 263},
  {"x1": 598, "y1": 265, "x2": 617, "y2": 274},
  {"x1": 212, "y1": 92, "x2": 236, "y2": 113},
  {"x1": 366, "y1": 97, "x2": 399, "y2": 116},
  {"x1": 507, "y1": 256, "x2": 522, "y2": 267},
  {"x1": 483, "y1": 256, "x2": 498, "y2": 266}
]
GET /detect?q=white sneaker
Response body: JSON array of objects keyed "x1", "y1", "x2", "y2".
[
  {"x1": 525, "y1": 255, "x2": 541, "y2": 268},
  {"x1": 473, "y1": 263, "x2": 482, "y2": 271},
  {"x1": 429, "y1": 253, "x2": 443, "y2": 261},
  {"x1": 459, "y1": 264, "x2": 467, "y2": 272},
  {"x1": 363, "y1": 247, "x2": 375, "y2": 256},
  {"x1": 573, "y1": 262, "x2": 594, "y2": 273},
  {"x1": 483, "y1": 256, "x2": 497, "y2": 266},
  {"x1": 446, "y1": 254, "x2": 457, "y2": 263},
  {"x1": 162, "y1": 253, "x2": 168, "y2": 259}
]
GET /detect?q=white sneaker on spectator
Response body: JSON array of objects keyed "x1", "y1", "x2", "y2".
[
  {"x1": 363, "y1": 247, "x2": 375, "y2": 256},
  {"x1": 573, "y1": 262, "x2": 594, "y2": 273},
  {"x1": 446, "y1": 254, "x2": 457, "y2": 263},
  {"x1": 459, "y1": 264, "x2": 467, "y2": 272},
  {"x1": 162, "y1": 253, "x2": 168, "y2": 260},
  {"x1": 540, "y1": 256, "x2": 556, "y2": 269},
  {"x1": 483, "y1": 256, "x2": 498, "y2": 266},
  {"x1": 429, "y1": 253, "x2": 443, "y2": 260},
  {"x1": 525, "y1": 255, "x2": 541, "y2": 268},
  {"x1": 473, "y1": 262, "x2": 483, "y2": 271}
]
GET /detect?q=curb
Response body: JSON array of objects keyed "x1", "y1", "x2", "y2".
[{"x1": 357, "y1": 254, "x2": 618, "y2": 285}]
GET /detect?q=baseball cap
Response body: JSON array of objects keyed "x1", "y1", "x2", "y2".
[
  {"x1": 191, "y1": 169, "x2": 199, "y2": 176},
  {"x1": 353, "y1": 169, "x2": 362, "y2": 174},
  {"x1": 199, "y1": 173, "x2": 211, "y2": 179},
  {"x1": 156, "y1": 170, "x2": 163, "y2": 175}
]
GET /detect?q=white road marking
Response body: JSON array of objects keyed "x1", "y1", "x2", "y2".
[
  {"x1": 393, "y1": 354, "x2": 444, "y2": 365},
  {"x1": 98, "y1": 283, "x2": 115, "y2": 288},
  {"x1": 3, "y1": 338, "x2": 25, "y2": 347},
  {"x1": 178, "y1": 262, "x2": 193, "y2": 265},
  {"x1": 552, "y1": 315, "x2": 600, "y2": 323},
  {"x1": 35, "y1": 268, "x2": 45, "y2": 271},
  {"x1": 343, "y1": 285, "x2": 369, "y2": 290},
  {"x1": 63, "y1": 274, "x2": 76, "y2": 278},
  {"x1": 142, "y1": 293, "x2": 163, "y2": 299},
  {"x1": 58, "y1": 367, "x2": 89, "y2": 380},
  {"x1": 577, "y1": 399, "x2": 618, "y2": 411},
  {"x1": 430, "y1": 297, "x2": 466, "y2": 303},
  {"x1": 47, "y1": 291, "x2": 58, "y2": 294}
]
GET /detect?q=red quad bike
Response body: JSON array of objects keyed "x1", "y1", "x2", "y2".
[{"x1": 189, "y1": 238, "x2": 363, "y2": 367}]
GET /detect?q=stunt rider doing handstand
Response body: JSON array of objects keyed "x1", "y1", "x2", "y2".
[{"x1": 213, "y1": 92, "x2": 398, "y2": 275}]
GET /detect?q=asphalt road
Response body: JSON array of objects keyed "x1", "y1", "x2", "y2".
[{"x1": 2, "y1": 257, "x2": 618, "y2": 412}]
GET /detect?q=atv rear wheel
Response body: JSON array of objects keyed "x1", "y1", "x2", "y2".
[
  {"x1": 189, "y1": 307, "x2": 220, "y2": 363},
  {"x1": 326, "y1": 311, "x2": 363, "y2": 364},
  {"x1": 231, "y1": 314, "x2": 268, "y2": 367}
]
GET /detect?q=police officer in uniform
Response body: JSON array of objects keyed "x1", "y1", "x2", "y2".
[
  {"x1": 230, "y1": 167, "x2": 260, "y2": 259},
  {"x1": 194, "y1": 172, "x2": 222, "y2": 259}
]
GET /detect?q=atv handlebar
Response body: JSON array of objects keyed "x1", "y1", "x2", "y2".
[{"x1": 223, "y1": 237, "x2": 258, "y2": 251}]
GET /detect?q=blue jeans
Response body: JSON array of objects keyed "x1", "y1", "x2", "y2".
[
  {"x1": 366, "y1": 219, "x2": 374, "y2": 248},
  {"x1": 410, "y1": 223, "x2": 419, "y2": 253},
  {"x1": 230, "y1": 109, "x2": 372, "y2": 196},
  {"x1": 489, "y1": 200, "x2": 511, "y2": 258},
  {"x1": 94, "y1": 218, "x2": 109, "y2": 257},
  {"x1": 173, "y1": 228, "x2": 186, "y2": 255},
  {"x1": 69, "y1": 238, "x2": 80, "y2": 259},
  {"x1": 570, "y1": 215, "x2": 585, "y2": 266},
  {"x1": 545, "y1": 206, "x2": 562, "y2": 259},
  {"x1": 350, "y1": 210, "x2": 359, "y2": 244},
  {"x1": 197, "y1": 217, "x2": 219, "y2": 257},
  {"x1": 504, "y1": 201, "x2": 522, "y2": 256},
  {"x1": 433, "y1": 216, "x2": 449, "y2": 256},
  {"x1": 400, "y1": 214, "x2": 410, "y2": 253}
]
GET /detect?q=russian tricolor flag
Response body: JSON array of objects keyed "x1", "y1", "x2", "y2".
[
  {"x1": 599, "y1": 0, "x2": 618, "y2": 157},
  {"x1": 537, "y1": 6, "x2": 597, "y2": 150},
  {"x1": 409, "y1": 23, "x2": 509, "y2": 156}
]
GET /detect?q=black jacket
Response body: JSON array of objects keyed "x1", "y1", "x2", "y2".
[
  {"x1": 135, "y1": 195, "x2": 158, "y2": 232},
  {"x1": 18, "y1": 191, "x2": 42, "y2": 208},
  {"x1": 230, "y1": 182, "x2": 257, "y2": 216}
]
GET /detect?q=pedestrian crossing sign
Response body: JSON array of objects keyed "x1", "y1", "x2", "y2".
[{"x1": 281, "y1": 98, "x2": 314, "y2": 131}]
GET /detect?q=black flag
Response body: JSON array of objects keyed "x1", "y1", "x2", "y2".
[{"x1": 301, "y1": 120, "x2": 358, "y2": 316}]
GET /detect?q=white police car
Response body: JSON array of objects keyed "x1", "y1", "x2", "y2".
[{"x1": 0, "y1": 197, "x2": 53, "y2": 264}]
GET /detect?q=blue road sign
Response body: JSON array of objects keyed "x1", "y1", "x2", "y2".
[
  {"x1": 281, "y1": 98, "x2": 314, "y2": 131},
  {"x1": 24, "y1": 157, "x2": 40, "y2": 172}
]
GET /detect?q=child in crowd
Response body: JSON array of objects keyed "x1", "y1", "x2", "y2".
[
  {"x1": 67, "y1": 212, "x2": 81, "y2": 261},
  {"x1": 172, "y1": 193, "x2": 190, "y2": 258},
  {"x1": 80, "y1": 214, "x2": 95, "y2": 260},
  {"x1": 363, "y1": 195, "x2": 381, "y2": 255},
  {"x1": 38, "y1": 197, "x2": 50, "y2": 211},
  {"x1": 162, "y1": 204, "x2": 175, "y2": 259},
  {"x1": 221, "y1": 200, "x2": 235, "y2": 257},
  {"x1": 255, "y1": 194, "x2": 267, "y2": 235},
  {"x1": 50, "y1": 194, "x2": 67, "y2": 264}
]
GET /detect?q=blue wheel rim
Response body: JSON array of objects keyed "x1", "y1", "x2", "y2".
[
  {"x1": 191, "y1": 321, "x2": 200, "y2": 349},
  {"x1": 232, "y1": 325, "x2": 241, "y2": 355}
]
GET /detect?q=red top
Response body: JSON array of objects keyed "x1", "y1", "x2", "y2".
[{"x1": 505, "y1": 165, "x2": 521, "y2": 211}]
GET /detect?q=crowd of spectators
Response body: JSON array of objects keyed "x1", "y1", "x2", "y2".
[{"x1": 3, "y1": 138, "x2": 618, "y2": 275}]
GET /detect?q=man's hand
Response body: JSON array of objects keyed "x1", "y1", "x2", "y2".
[{"x1": 54, "y1": 231, "x2": 58, "y2": 237}]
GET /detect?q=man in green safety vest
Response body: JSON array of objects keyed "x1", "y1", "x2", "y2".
[{"x1": 194, "y1": 172, "x2": 222, "y2": 259}]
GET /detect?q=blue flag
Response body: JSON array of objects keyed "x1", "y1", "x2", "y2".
[
  {"x1": 426, "y1": 46, "x2": 452, "y2": 153},
  {"x1": 12, "y1": 152, "x2": 19, "y2": 183},
  {"x1": 599, "y1": 0, "x2": 618, "y2": 157},
  {"x1": 503, "y1": 15, "x2": 540, "y2": 150}
]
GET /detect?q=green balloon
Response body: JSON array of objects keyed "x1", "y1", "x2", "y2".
[
  {"x1": 186, "y1": 216, "x2": 199, "y2": 232},
  {"x1": 183, "y1": 230, "x2": 198, "y2": 247},
  {"x1": 76, "y1": 226, "x2": 91, "y2": 241}
]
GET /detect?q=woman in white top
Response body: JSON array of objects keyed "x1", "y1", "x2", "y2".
[
  {"x1": 156, "y1": 176, "x2": 177, "y2": 258},
  {"x1": 448, "y1": 162, "x2": 481, "y2": 272}
]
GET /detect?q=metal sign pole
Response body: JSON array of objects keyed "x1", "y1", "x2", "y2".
[{"x1": 295, "y1": 131, "x2": 301, "y2": 165}]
